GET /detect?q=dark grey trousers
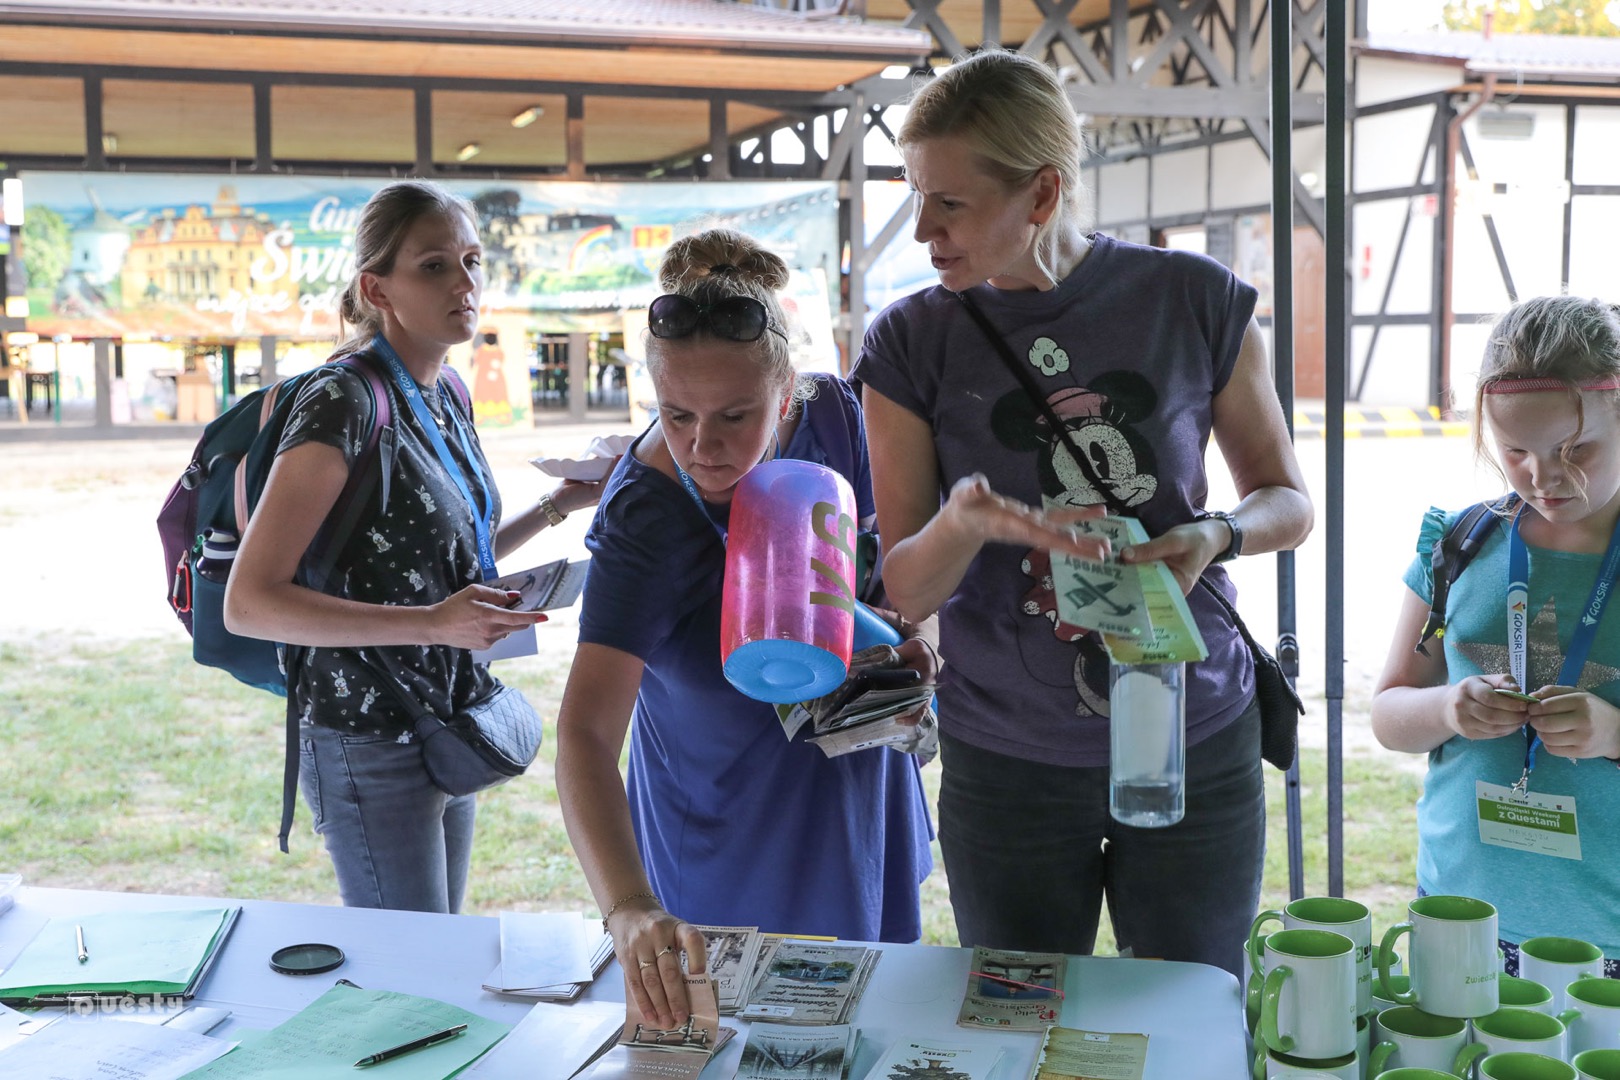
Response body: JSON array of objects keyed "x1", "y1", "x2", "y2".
[{"x1": 936, "y1": 699, "x2": 1265, "y2": 981}]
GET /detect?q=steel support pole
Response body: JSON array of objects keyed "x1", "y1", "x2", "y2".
[
  {"x1": 1325, "y1": 0, "x2": 1349, "y2": 898},
  {"x1": 1270, "y1": 0, "x2": 1305, "y2": 903}
]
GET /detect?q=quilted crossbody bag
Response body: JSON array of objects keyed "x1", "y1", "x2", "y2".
[{"x1": 358, "y1": 668, "x2": 544, "y2": 798}]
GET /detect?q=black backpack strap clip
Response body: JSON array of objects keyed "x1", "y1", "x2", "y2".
[{"x1": 1416, "y1": 494, "x2": 1519, "y2": 656}]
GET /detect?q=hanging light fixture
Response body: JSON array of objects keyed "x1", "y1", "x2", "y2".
[
  {"x1": 456, "y1": 142, "x2": 481, "y2": 162},
  {"x1": 510, "y1": 105, "x2": 545, "y2": 128}
]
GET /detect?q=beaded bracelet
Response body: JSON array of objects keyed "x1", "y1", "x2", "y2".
[{"x1": 601, "y1": 890, "x2": 660, "y2": 931}]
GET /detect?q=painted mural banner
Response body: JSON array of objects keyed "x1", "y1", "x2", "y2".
[{"x1": 15, "y1": 172, "x2": 840, "y2": 347}]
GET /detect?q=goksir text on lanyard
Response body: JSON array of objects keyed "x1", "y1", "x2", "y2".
[
  {"x1": 1505, "y1": 503, "x2": 1620, "y2": 793},
  {"x1": 373, "y1": 334, "x2": 498, "y2": 581}
]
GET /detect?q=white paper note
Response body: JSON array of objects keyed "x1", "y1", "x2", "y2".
[{"x1": 0, "y1": 1016, "x2": 234, "y2": 1079}]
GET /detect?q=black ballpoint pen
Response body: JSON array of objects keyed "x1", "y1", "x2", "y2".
[{"x1": 353, "y1": 1023, "x2": 468, "y2": 1068}]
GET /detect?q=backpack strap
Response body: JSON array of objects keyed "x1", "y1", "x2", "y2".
[
  {"x1": 440, "y1": 362, "x2": 473, "y2": 417},
  {"x1": 277, "y1": 350, "x2": 396, "y2": 855},
  {"x1": 1415, "y1": 494, "x2": 1519, "y2": 657}
]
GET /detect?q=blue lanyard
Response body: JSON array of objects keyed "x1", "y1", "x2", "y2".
[
  {"x1": 671, "y1": 429, "x2": 781, "y2": 544},
  {"x1": 1505, "y1": 505, "x2": 1620, "y2": 788},
  {"x1": 372, "y1": 335, "x2": 497, "y2": 580}
]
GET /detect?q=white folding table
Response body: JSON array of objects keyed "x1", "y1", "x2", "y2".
[{"x1": 0, "y1": 887, "x2": 1248, "y2": 1077}]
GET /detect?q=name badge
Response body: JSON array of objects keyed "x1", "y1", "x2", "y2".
[{"x1": 1476, "y1": 780, "x2": 1582, "y2": 860}]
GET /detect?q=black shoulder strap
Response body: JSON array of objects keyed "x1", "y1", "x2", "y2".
[
  {"x1": 957, "y1": 291, "x2": 1130, "y2": 518},
  {"x1": 957, "y1": 291, "x2": 1259, "y2": 641},
  {"x1": 277, "y1": 350, "x2": 397, "y2": 855},
  {"x1": 1415, "y1": 494, "x2": 1518, "y2": 657}
]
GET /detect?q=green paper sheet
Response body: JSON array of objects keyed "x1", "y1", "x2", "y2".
[
  {"x1": 0, "y1": 907, "x2": 235, "y2": 1000},
  {"x1": 178, "y1": 982, "x2": 509, "y2": 1079}
]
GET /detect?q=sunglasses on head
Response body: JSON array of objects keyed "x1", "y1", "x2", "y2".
[{"x1": 648, "y1": 294, "x2": 787, "y2": 343}]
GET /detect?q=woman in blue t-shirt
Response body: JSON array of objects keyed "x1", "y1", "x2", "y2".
[
  {"x1": 1372, "y1": 295, "x2": 1620, "y2": 971},
  {"x1": 555, "y1": 228, "x2": 936, "y2": 1032}
]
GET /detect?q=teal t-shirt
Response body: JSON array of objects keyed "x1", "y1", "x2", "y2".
[{"x1": 1403, "y1": 506, "x2": 1620, "y2": 956}]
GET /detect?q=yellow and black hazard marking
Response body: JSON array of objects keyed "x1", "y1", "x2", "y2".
[{"x1": 1291, "y1": 405, "x2": 1471, "y2": 440}]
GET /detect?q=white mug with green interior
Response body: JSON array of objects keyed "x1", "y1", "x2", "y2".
[
  {"x1": 1248, "y1": 934, "x2": 1267, "y2": 1034},
  {"x1": 1366, "y1": 1005, "x2": 1478, "y2": 1075},
  {"x1": 1470, "y1": 1007, "x2": 1572, "y2": 1062},
  {"x1": 1261, "y1": 928, "x2": 1359, "y2": 1060},
  {"x1": 1375, "y1": 975, "x2": 1416, "y2": 1041},
  {"x1": 1379, "y1": 896, "x2": 1500, "y2": 1019},
  {"x1": 1517, "y1": 938, "x2": 1604, "y2": 1013},
  {"x1": 1573, "y1": 1048, "x2": 1620, "y2": 1079},
  {"x1": 1374, "y1": 1071, "x2": 1468, "y2": 1080},
  {"x1": 1563, "y1": 976, "x2": 1620, "y2": 1056},
  {"x1": 1251, "y1": 897, "x2": 1375, "y2": 1016},
  {"x1": 1475, "y1": 1051, "x2": 1578, "y2": 1080},
  {"x1": 1253, "y1": 1045, "x2": 1360, "y2": 1080},
  {"x1": 1499, "y1": 976, "x2": 1556, "y2": 1016}
]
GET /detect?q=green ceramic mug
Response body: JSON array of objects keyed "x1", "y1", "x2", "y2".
[
  {"x1": 1379, "y1": 896, "x2": 1500, "y2": 1019},
  {"x1": 1254, "y1": 1045, "x2": 1359, "y2": 1079},
  {"x1": 1517, "y1": 938, "x2": 1603, "y2": 1013},
  {"x1": 1471, "y1": 1005, "x2": 1573, "y2": 1061},
  {"x1": 1251, "y1": 897, "x2": 1375, "y2": 1015},
  {"x1": 1260, "y1": 928, "x2": 1360, "y2": 1060},
  {"x1": 1365, "y1": 1005, "x2": 1475, "y2": 1075},
  {"x1": 1564, "y1": 976, "x2": 1620, "y2": 1056},
  {"x1": 1475, "y1": 1051, "x2": 1578, "y2": 1080},
  {"x1": 1499, "y1": 976, "x2": 1556, "y2": 1015},
  {"x1": 1574, "y1": 1048, "x2": 1620, "y2": 1080}
]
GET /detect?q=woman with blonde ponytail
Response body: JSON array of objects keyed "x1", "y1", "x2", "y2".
[
  {"x1": 226, "y1": 180, "x2": 602, "y2": 913},
  {"x1": 852, "y1": 47, "x2": 1313, "y2": 978},
  {"x1": 555, "y1": 228, "x2": 934, "y2": 1029}
]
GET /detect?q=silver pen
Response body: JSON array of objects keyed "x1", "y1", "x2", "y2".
[{"x1": 75, "y1": 924, "x2": 88, "y2": 964}]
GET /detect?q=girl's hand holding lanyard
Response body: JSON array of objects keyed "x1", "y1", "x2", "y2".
[{"x1": 1524, "y1": 686, "x2": 1620, "y2": 761}]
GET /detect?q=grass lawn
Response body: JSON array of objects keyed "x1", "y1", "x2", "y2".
[{"x1": 0, "y1": 636, "x2": 1421, "y2": 950}]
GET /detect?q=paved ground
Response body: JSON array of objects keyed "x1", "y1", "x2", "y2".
[{"x1": 0, "y1": 416, "x2": 626, "y2": 652}]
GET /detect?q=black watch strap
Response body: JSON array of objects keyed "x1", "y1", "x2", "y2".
[{"x1": 1195, "y1": 510, "x2": 1243, "y2": 563}]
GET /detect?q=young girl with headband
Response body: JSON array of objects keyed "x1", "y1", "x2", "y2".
[{"x1": 1371, "y1": 294, "x2": 1620, "y2": 974}]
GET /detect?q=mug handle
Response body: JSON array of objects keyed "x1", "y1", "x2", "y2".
[
  {"x1": 1558, "y1": 1006, "x2": 1581, "y2": 1027},
  {"x1": 1249, "y1": 909, "x2": 1283, "y2": 979},
  {"x1": 1379, "y1": 923, "x2": 1417, "y2": 1005},
  {"x1": 1260, "y1": 964, "x2": 1296, "y2": 1055},
  {"x1": 1368, "y1": 1040, "x2": 1395, "y2": 1076},
  {"x1": 1452, "y1": 1042, "x2": 1487, "y2": 1078},
  {"x1": 1252, "y1": 1047, "x2": 1266, "y2": 1080}
]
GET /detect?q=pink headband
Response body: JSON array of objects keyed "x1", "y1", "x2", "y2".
[{"x1": 1484, "y1": 375, "x2": 1620, "y2": 395}]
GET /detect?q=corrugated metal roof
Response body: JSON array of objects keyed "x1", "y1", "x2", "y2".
[
  {"x1": 0, "y1": 0, "x2": 933, "y2": 56},
  {"x1": 1359, "y1": 30, "x2": 1620, "y2": 80}
]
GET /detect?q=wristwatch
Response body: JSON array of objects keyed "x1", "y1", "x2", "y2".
[
  {"x1": 538, "y1": 493, "x2": 568, "y2": 527},
  {"x1": 1194, "y1": 510, "x2": 1243, "y2": 563}
]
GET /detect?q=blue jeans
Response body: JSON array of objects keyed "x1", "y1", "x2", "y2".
[
  {"x1": 298, "y1": 723, "x2": 477, "y2": 913},
  {"x1": 937, "y1": 699, "x2": 1264, "y2": 980}
]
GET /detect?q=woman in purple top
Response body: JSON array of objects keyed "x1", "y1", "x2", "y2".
[
  {"x1": 850, "y1": 49, "x2": 1313, "y2": 979},
  {"x1": 555, "y1": 228, "x2": 935, "y2": 1032}
]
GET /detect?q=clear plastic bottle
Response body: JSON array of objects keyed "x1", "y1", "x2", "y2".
[{"x1": 1109, "y1": 660, "x2": 1186, "y2": 828}]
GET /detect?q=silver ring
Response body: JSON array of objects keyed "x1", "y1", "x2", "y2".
[
  {"x1": 656, "y1": 945, "x2": 675, "y2": 958},
  {"x1": 637, "y1": 958, "x2": 655, "y2": 969}
]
